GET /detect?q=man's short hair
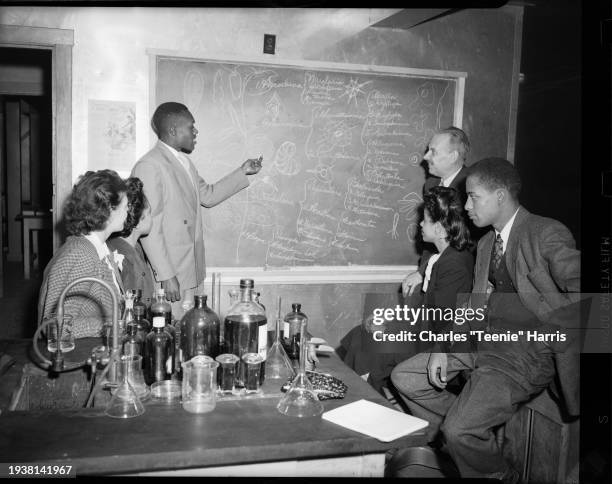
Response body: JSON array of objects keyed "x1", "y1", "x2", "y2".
[
  {"x1": 437, "y1": 126, "x2": 470, "y2": 163},
  {"x1": 468, "y1": 157, "x2": 522, "y2": 200},
  {"x1": 151, "y1": 102, "x2": 190, "y2": 137}
]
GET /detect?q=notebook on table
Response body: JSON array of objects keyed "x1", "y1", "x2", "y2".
[{"x1": 322, "y1": 399, "x2": 429, "y2": 443}]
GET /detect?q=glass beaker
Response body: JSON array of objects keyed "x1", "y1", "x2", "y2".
[
  {"x1": 242, "y1": 353, "x2": 263, "y2": 394},
  {"x1": 105, "y1": 355, "x2": 145, "y2": 419},
  {"x1": 215, "y1": 353, "x2": 240, "y2": 395},
  {"x1": 113, "y1": 354, "x2": 150, "y2": 401},
  {"x1": 277, "y1": 320, "x2": 323, "y2": 418},
  {"x1": 182, "y1": 356, "x2": 219, "y2": 414},
  {"x1": 45, "y1": 313, "x2": 75, "y2": 353}
]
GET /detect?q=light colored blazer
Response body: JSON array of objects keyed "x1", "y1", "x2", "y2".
[
  {"x1": 131, "y1": 141, "x2": 249, "y2": 290},
  {"x1": 471, "y1": 206, "x2": 581, "y2": 415}
]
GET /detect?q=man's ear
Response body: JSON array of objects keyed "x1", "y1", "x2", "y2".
[{"x1": 496, "y1": 188, "x2": 506, "y2": 205}]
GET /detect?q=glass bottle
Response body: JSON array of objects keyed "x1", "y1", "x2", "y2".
[
  {"x1": 283, "y1": 303, "x2": 307, "y2": 369},
  {"x1": 133, "y1": 289, "x2": 148, "y2": 318},
  {"x1": 150, "y1": 288, "x2": 172, "y2": 327},
  {"x1": 144, "y1": 315, "x2": 174, "y2": 385},
  {"x1": 254, "y1": 292, "x2": 266, "y2": 311},
  {"x1": 133, "y1": 305, "x2": 150, "y2": 337},
  {"x1": 223, "y1": 279, "x2": 268, "y2": 386},
  {"x1": 122, "y1": 290, "x2": 136, "y2": 327},
  {"x1": 180, "y1": 295, "x2": 221, "y2": 362},
  {"x1": 174, "y1": 299, "x2": 193, "y2": 377},
  {"x1": 122, "y1": 320, "x2": 145, "y2": 358}
]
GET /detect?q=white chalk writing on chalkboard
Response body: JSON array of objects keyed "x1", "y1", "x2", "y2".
[{"x1": 158, "y1": 58, "x2": 461, "y2": 266}]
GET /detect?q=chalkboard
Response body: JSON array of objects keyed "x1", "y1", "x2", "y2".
[{"x1": 154, "y1": 56, "x2": 465, "y2": 267}]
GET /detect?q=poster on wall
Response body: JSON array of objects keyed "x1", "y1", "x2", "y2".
[{"x1": 88, "y1": 100, "x2": 136, "y2": 171}]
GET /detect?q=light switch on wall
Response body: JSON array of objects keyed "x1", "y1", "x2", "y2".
[{"x1": 264, "y1": 34, "x2": 276, "y2": 55}]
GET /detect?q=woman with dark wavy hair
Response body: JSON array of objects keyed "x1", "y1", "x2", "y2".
[
  {"x1": 38, "y1": 170, "x2": 128, "y2": 338},
  {"x1": 107, "y1": 177, "x2": 155, "y2": 308}
]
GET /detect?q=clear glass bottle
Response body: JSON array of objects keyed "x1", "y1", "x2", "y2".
[
  {"x1": 223, "y1": 279, "x2": 268, "y2": 386},
  {"x1": 122, "y1": 321, "x2": 145, "y2": 358},
  {"x1": 144, "y1": 316, "x2": 174, "y2": 385},
  {"x1": 122, "y1": 290, "x2": 136, "y2": 327},
  {"x1": 150, "y1": 288, "x2": 172, "y2": 326},
  {"x1": 179, "y1": 295, "x2": 221, "y2": 362},
  {"x1": 174, "y1": 299, "x2": 194, "y2": 377},
  {"x1": 283, "y1": 303, "x2": 307, "y2": 367}
]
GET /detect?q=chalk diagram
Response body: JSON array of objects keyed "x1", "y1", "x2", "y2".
[
  {"x1": 183, "y1": 69, "x2": 205, "y2": 112},
  {"x1": 273, "y1": 141, "x2": 300, "y2": 176},
  {"x1": 338, "y1": 77, "x2": 372, "y2": 106}
]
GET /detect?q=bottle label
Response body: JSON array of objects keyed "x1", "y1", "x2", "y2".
[
  {"x1": 166, "y1": 355, "x2": 173, "y2": 374},
  {"x1": 153, "y1": 316, "x2": 165, "y2": 328},
  {"x1": 258, "y1": 322, "x2": 268, "y2": 360},
  {"x1": 283, "y1": 322, "x2": 289, "y2": 339}
]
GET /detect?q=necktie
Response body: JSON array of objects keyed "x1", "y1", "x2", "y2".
[
  {"x1": 439, "y1": 178, "x2": 445, "y2": 187},
  {"x1": 492, "y1": 233, "x2": 504, "y2": 271}
]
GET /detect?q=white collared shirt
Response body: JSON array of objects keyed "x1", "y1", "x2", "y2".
[
  {"x1": 159, "y1": 140, "x2": 196, "y2": 186},
  {"x1": 83, "y1": 233, "x2": 121, "y2": 293},
  {"x1": 495, "y1": 207, "x2": 520, "y2": 253},
  {"x1": 440, "y1": 165, "x2": 463, "y2": 188}
]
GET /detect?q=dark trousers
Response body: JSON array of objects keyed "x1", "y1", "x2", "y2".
[{"x1": 390, "y1": 348, "x2": 554, "y2": 479}]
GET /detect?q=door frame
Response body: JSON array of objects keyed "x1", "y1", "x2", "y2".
[{"x1": 0, "y1": 24, "x2": 73, "y2": 252}]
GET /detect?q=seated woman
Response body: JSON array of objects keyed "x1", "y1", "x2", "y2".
[
  {"x1": 38, "y1": 170, "x2": 128, "y2": 338},
  {"x1": 107, "y1": 177, "x2": 155, "y2": 308},
  {"x1": 390, "y1": 186, "x2": 473, "y2": 438},
  {"x1": 340, "y1": 187, "x2": 473, "y2": 394}
]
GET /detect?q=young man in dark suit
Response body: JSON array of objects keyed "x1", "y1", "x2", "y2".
[{"x1": 391, "y1": 158, "x2": 580, "y2": 482}]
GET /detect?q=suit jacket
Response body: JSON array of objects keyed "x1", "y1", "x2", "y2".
[
  {"x1": 471, "y1": 206, "x2": 581, "y2": 416},
  {"x1": 132, "y1": 141, "x2": 249, "y2": 290}
]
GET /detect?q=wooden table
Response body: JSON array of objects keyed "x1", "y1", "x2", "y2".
[{"x1": 0, "y1": 339, "x2": 429, "y2": 477}]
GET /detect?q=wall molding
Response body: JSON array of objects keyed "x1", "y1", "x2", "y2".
[{"x1": 206, "y1": 265, "x2": 415, "y2": 285}]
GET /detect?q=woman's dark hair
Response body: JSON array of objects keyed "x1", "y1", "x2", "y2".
[
  {"x1": 63, "y1": 170, "x2": 128, "y2": 236},
  {"x1": 115, "y1": 177, "x2": 148, "y2": 237},
  {"x1": 423, "y1": 186, "x2": 470, "y2": 251}
]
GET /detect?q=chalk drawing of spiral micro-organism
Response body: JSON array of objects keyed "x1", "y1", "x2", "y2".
[
  {"x1": 338, "y1": 77, "x2": 372, "y2": 107},
  {"x1": 183, "y1": 69, "x2": 205, "y2": 111},
  {"x1": 273, "y1": 141, "x2": 300, "y2": 176},
  {"x1": 398, "y1": 192, "x2": 423, "y2": 221}
]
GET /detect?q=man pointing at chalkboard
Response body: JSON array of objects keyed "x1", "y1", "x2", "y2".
[{"x1": 132, "y1": 102, "x2": 262, "y2": 317}]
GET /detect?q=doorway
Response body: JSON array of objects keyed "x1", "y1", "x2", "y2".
[{"x1": 0, "y1": 25, "x2": 73, "y2": 338}]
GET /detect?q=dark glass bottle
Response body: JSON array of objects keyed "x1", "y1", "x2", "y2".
[
  {"x1": 133, "y1": 289, "x2": 148, "y2": 318},
  {"x1": 224, "y1": 279, "x2": 268, "y2": 386},
  {"x1": 179, "y1": 295, "x2": 220, "y2": 362},
  {"x1": 133, "y1": 305, "x2": 150, "y2": 342},
  {"x1": 283, "y1": 303, "x2": 307, "y2": 367},
  {"x1": 145, "y1": 315, "x2": 174, "y2": 385}
]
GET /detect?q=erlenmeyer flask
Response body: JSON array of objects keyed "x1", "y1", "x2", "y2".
[
  {"x1": 276, "y1": 320, "x2": 323, "y2": 418},
  {"x1": 266, "y1": 316, "x2": 294, "y2": 381},
  {"x1": 105, "y1": 355, "x2": 146, "y2": 418}
]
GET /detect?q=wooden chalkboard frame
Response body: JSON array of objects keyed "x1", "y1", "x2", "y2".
[{"x1": 147, "y1": 50, "x2": 467, "y2": 283}]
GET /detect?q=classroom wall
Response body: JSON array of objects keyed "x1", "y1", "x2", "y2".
[{"x1": 0, "y1": 6, "x2": 522, "y2": 347}]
